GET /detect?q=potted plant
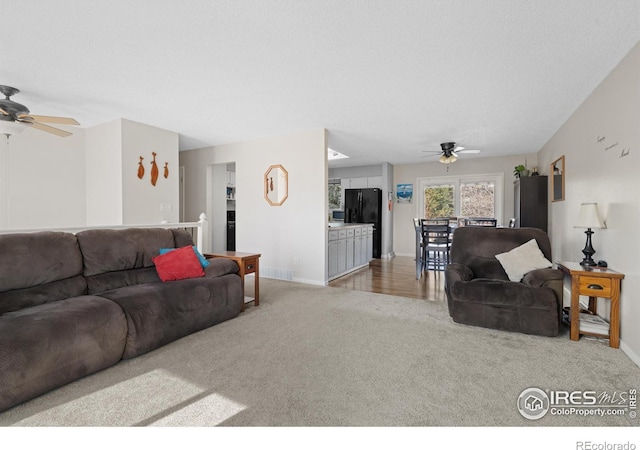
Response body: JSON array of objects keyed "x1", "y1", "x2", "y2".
[{"x1": 514, "y1": 164, "x2": 529, "y2": 178}]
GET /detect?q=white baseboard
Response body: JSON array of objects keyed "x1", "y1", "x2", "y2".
[
  {"x1": 620, "y1": 341, "x2": 640, "y2": 369},
  {"x1": 293, "y1": 277, "x2": 325, "y2": 286},
  {"x1": 261, "y1": 266, "x2": 293, "y2": 281},
  {"x1": 261, "y1": 274, "x2": 325, "y2": 286}
]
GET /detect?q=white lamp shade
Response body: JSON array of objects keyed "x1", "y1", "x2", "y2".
[
  {"x1": 0, "y1": 120, "x2": 26, "y2": 135},
  {"x1": 575, "y1": 202, "x2": 606, "y2": 229},
  {"x1": 439, "y1": 154, "x2": 457, "y2": 164}
]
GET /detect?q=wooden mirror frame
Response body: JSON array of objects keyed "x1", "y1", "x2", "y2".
[
  {"x1": 550, "y1": 155, "x2": 565, "y2": 202},
  {"x1": 264, "y1": 164, "x2": 288, "y2": 206}
]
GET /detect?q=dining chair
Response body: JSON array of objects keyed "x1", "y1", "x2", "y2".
[
  {"x1": 423, "y1": 217, "x2": 450, "y2": 225},
  {"x1": 413, "y1": 218, "x2": 425, "y2": 279},
  {"x1": 421, "y1": 222, "x2": 452, "y2": 273},
  {"x1": 464, "y1": 217, "x2": 498, "y2": 227}
]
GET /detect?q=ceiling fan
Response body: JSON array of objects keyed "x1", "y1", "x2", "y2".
[
  {"x1": 422, "y1": 142, "x2": 480, "y2": 164},
  {"x1": 0, "y1": 85, "x2": 79, "y2": 137}
]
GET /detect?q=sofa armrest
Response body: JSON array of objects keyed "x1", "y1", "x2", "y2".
[
  {"x1": 204, "y1": 258, "x2": 239, "y2": 278},
  {"x1": 522, "y1": 268, "x2": 564, "y2": 318},
  {"x1": 522, "y1": 268, "x2": 563, "y2": 288},
  {"x1": 444, "y1": 263, "x2": 473, "y2": 317},
  {"x1": 445, "y1": 263, "x2": 474, "y2": 283}
]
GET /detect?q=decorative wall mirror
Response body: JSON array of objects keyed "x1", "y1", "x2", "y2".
[
  {"x1": 264, "y1": 164, "x2": 288, "y2": 206},
  {"x1": 550, "y1": 155, "x2": 565, "y2": 202}
]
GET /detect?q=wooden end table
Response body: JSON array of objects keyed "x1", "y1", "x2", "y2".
[
  {"x1": 205, "y1": 252, "x2": 261, "y2": 312},
  {"x1": 556, "y1": 262, "x2": 625, "y2": 348}
]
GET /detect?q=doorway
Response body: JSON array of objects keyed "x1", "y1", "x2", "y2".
[{"x1": 209, "y1": 162, "x2": 236, "y2": 252}]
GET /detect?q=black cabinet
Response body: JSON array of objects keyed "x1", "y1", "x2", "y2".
[
  {"x1": 226, "y1": 210, "x2": 236, "y2": 251},
  {"x1": 514, "y1": 176, "x2": 548, "y2": 232}
]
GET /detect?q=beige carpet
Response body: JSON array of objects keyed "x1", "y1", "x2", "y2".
[{"x1": 1, "y1": 279, "x2": 639, "y2": 427}]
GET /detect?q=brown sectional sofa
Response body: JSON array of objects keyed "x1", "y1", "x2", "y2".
[{"x1": 0, "y1": 227, "x2": 243, "y2": 412}]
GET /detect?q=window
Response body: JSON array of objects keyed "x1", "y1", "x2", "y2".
[
  {"x1": 328, "y1": 179, "x2": 342, "y2": 210},
  {"x1": 424, "y1": 184, "x2": 454, "y2": 219},
  {"x1": 418, "y1": 174, "x2": 503, "y2": 223},
  {"x1": 460, "y1": 181, "x2": 495, "y2": 218}
]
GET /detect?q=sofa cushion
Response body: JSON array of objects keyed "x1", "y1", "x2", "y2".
[
  {"x1": 450, "y1": 227, "x2": 552, "y2": 280},
  {"x1": 84, "y1": 267, "x2": 161, "y2": 295},
  {"x1": 0, "y1": 275, "x2": 87, "y2": 316},
  {"x1": 97, "y1": 273, "x2": 243, "y2": 359},
  {"x1": 0, "y1": 231, "x2": 84, "y2": 292},
  {"x1": 0, "y1": 231, "x2": 85, "y2": 314},
  {"x1": 449, "y1": 280, "x2": 560, "y2": 336},
  {"x1": 495, "y1": 239, "x2": 552, "y2": 282},
  {"x1": 77, "y1": 228, "x2": 177, "y2": 294},
  {"x1": 451, "y1": 279, "x2": 558, "y2": 310},
  {"x1": 0, "y1": 296, "x2": 127, "y2": 412},
  {"x1": 76, "y1": 228, "x2": 176, "y2": 276},
  {"x1": 153, "y1": 246, "x2": 205, "y2": 282},
  {"x1": 171, "y1": 228, "x2": 196, "y2": 248}
]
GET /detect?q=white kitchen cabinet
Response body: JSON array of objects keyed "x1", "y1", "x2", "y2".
[
  {"x1": 347, "y1": 177, "x2": 368, "y2": 189},
  {"x1": 366, "y1": 176, "x2": 382, "y2": 188},
  {"x1": 328, "y1": 224, "x2": 373, "y2": 281},
  {"x1": 337, "y1": 238, "x2": 347, "y2": 273},
  {"x1": 341, "y1": 176, "x2": 382, "y2": 189},
  {"x1": 354, "y1": 226, "x2": 364, "y2": 267},
  {"x1": 346, "y1": 228, "x2": 355, "y2": 271},
  {"x1": 366, "y1": 226, "x2": 373, "y2": 262},
  {"x1": 226, "y1": 170, "x2": 235, "y2": 187},
  {"x1": 328, "y1": 230, "x2": 339, "y2": 278}
]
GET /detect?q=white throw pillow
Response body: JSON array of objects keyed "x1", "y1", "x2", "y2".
[{"x1": 495, "y1": 239, "x2": 553, "y2": 282}]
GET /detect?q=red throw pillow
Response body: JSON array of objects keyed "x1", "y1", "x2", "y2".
[{"x1": 153, "y1": 245, "x2": 205, "y2": 282}]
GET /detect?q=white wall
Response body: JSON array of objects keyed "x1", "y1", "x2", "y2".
[
  {"x1": 0, "y1": 117, "x2": 178, "y2": 230},
  {"x1": 121, "y1": 119, "x2": 179, "y2": 224},
  {"x1": 1, "y1": 126, "x2": 86, "y2": 229},
  {"x1": 392, "y1": 153, "x2": 538, "y2": 256},
  {"x1": 180, "y1": 128, "x2": 327, "y2": 285},
  {"x1": 85, "y1": 118, "x2": 179, "y2": 225},
  {"x1": 381, "y1": 162, "x2": 394, "y2": 258},
  {"x1": 538, "y1": 42, "x2": 640, "y2": 364},
  {"x1": 85, "y1": 119, "x2": 122, "y2": 225}
]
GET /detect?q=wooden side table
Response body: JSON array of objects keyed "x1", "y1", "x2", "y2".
[
  {"x1": 556, "y1": 262, "x2": 625, "y2": 348},
  {"x1": 205, "y1": 252, "x2": 261, "y2": 312}
]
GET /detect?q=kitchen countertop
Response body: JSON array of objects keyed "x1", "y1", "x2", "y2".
[{"x1": 327, "y1": 222, "x2": 373, "y2": 229}]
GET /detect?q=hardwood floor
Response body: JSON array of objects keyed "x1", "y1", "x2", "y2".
[{"x1": 328, "y1": 256, "x2": 447, "y2": 303}]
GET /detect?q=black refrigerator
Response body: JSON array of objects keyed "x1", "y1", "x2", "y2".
[{"x1": 344, "y1": 188, "x2": 382, "y2": 258}]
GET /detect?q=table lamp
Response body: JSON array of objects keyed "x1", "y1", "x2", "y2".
[{"x1": 574, "y1": 202, "x2": 606, "y2": 266}]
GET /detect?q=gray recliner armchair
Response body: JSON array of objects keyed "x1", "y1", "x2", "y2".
[{"x1": 444, "y1": 227, "x2": 564, "y2": 337}]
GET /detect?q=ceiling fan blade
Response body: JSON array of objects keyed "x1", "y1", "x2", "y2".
[
  {"x1": 18, "y1": 114, "x2": 79, "y2": 125},
  {"x1": 457, "y1": 149, "x2": 480, "y2": 154},
  {"x1": 0, "y1": 107, "x2": 9, "y2": 115},
  {"x1": 27, "y1": 121, "x2": 73, "y2": 137}
]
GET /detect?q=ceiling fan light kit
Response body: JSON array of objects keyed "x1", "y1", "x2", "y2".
[
  {"x1": 422, "y1": 141, "x2": 481, "y2": 165},
  {"x1": 0, "y1": 117, "x2": 27, "y2": 136},
  {"x1": 0, "y1": 85, "x2": 79, "y2": 137},
  {"x1": 439, "y1": 153, "x2": 457, "y2": 164}
]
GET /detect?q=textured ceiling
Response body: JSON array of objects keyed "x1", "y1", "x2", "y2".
[{"x1": 2, "y1": 0, "x2": 639, "y2": 167}]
